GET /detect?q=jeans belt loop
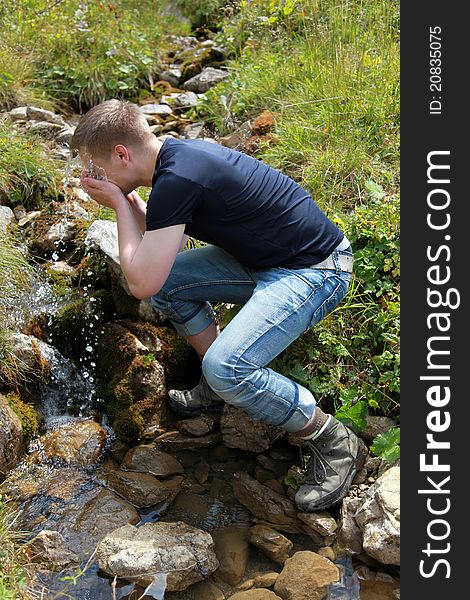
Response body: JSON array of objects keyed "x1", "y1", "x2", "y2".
[{"x1": 309, "y1": 236, "x2": 354, "y2": 273}]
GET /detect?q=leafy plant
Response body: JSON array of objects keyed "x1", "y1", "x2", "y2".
[{"x1": 370, "y1": 426, "x2": 400, "y2": 462}]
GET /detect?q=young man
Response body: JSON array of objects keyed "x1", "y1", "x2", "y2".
[{"x1": 72, "y1": 99, "x2": 365, "y2": 511}]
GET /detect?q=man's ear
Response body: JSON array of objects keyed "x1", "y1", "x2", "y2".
[{"x1": 113, "y1": 144, "x2": 131, "y2": 163}]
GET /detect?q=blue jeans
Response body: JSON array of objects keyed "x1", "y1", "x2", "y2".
[{"x1": 150, "y1": 244, "x2": 352, "y2": 432}]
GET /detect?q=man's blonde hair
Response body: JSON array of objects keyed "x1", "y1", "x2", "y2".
[{"x1": 70, "y1": 99, "x2": 152, "y2": 159}]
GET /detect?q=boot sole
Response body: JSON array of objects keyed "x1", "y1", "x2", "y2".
[{"x1": 296, "y1": 436, "x2": 368, "y2": 511}]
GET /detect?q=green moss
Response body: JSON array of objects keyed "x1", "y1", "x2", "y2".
[{"x1": 4, "y1": 392, "x2": 38, "y2": 444}]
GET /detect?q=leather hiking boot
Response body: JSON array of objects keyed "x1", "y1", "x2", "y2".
[
  {"x1": 294, "y1": 417, "x2": 367, "y2": 511},
  {"x1": 167, "y1": 375, "x2": 225, "y2": 417}
]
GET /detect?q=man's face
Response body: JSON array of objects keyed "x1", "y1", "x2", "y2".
[{"x1": 79, "y1": 147, "x2": 135, "y2": 196}]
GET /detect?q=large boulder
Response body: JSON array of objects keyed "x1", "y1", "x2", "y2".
[
  {"x1": 338, "y1": 465, "x2": 400, "y2": 566},
  {"x1": 273, "y1": 551, "x2": 339, "y2": 600},
  {"x1": 96, "y1": 521, "x2": 219, "y2": 591},
  {"x1": 37, "y1": 419, "x2": 107, "y2": 466}
]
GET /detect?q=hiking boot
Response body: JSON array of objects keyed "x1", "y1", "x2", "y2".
[
  {"x1": 167, "y1": 375, "x2": 225, "y2": 417},
  {"x1": 294, "y1": 417, "x2": 367, "y2": 511}
]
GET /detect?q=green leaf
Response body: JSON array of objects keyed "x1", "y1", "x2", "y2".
[
  {"x1": 370, "y1": 427, "x2": 400, "y2": 462},
  {"x1": 365, "y1": 179, "x2": 386, "y2": 200},
  {"x1": 335, "y1": 400, "x2": 368, "y2": 433}
]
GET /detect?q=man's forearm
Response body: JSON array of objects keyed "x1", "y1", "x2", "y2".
[{"x1": 114, "y1": 200, "x2": 146, "y2": 288}]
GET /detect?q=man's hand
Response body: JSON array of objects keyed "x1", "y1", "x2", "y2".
[{"x1": 81, "y1": 176, "x2": 126, "y2": 210}]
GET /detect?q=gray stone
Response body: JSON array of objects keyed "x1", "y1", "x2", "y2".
[
  {"x1": 140, "y1": 103, "x2": 173, "y2": 116},
  {"x1": 96, "y1": 521, "x2": 219, "y2": 591},
  {"x1": 159, "y1": 68, "x2": 182, "y2": 87},
  {"x1": 182, "y1": 67, "x2": 229, "y2": 93},
  {"x1": 174, "y1": 91, "x2": 199, "y2": 108},
  {"x1": 184, "y1": 122, "x2": 205, "y2": 139},
  {"x1": 361, "y1": 416, "x2": 397, "y2": 441},
  {"x1": 0, "y1": 205, "x2": 15, "y2": 232}
]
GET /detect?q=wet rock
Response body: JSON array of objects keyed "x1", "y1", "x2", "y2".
[
  {"x1": 0, "y1": 205, "x2": 15, "y2": 232},
  {"x1": 158, "y1": 431, "x2": 223, "y2": 450},
  {"x1": 297, "y1": 511, "x2": 337, "y2": 537},
  {"x1": 229, "y1": 590, "x2": 282, "y2": 600},
  {"x1": 46, "y1": 260, "x2": 75, "y2": 275},
  {"x1": 177, "y1": 414, "x2": 219, "y2": 437},
  {"x1": 107, "y1": 469, "x2": 183, "y2": 508},
  {"x1": 361, "y1": 416, "x2": 397, "y2": 441},
  {"x1": 256, "y1": 455, "x2": 290, "y2": 478},
  {"x1": 96, "y1": 322, "x2": 168, "y2": 443},
  {"x1": 120, "y1": 444, "x2": 184, "y2": 477},
  {"x1": 213, "y1": 524, "x2": 250, "y2": 586},
  {"x1": 182, "y1": 67, "x2": 229, "y2": 93},
  {"x1": 194, "y1": 459, "x2": 210, "y2": 484},
  {"x1": 355, "y1": 565, "x2": 400, "y2": 599},
  {"x1": 188, "y1": 580, "x2": 225, "y2": 600},
  {"x1": 248, "y1": 524, "x2": 293, "y2": 564},
  {"x1": 63, "y1": 487, "x2": 140, "y2": 555},
  {"x1": 355, "y1": 465, "x2": 400, "y2": 565},
  {"x1": 221, "y1": 406, "x2": 284, "y2": 452},
  {"x1": 238, "y1": 571, "x2": 280, "y2": 591},
  {"x1": 233, "y1": 472, "x2": 302, "y2": 533},
  {"x1": 29, "y1": 530, "x2": 80, "y2": 570},
  {"x1": 96, "y1": 521, "x2": 219, "y2": 591},
  {"x1": 0, "y1": 395, "x2": 24, "y2": 477},
  {"x1": 38, "y1": 419, "x2": 107, "y2": 466},
  {"x1": 273, "y1": 551, "x2": 339, "y2": 600}
]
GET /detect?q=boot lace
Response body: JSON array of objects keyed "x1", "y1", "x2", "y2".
[{"x1": 300, "y1": 440, "x2": 334, "y2": 485}]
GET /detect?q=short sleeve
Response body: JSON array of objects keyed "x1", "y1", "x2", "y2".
[{"x1": 146, "y1": 173, "x2": 203, "y2": 231}]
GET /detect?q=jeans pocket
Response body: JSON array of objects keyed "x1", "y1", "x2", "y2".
[{"x1": 308, "y1": 273, "x2": 350, "y2": 328}]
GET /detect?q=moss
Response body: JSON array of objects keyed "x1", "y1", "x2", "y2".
[
  {"x1": 4, "y1": 392, "x2": 38, "y2": 444},
  {"x1": 50, "y1": 290, "x2": 114, "y2": 359},
  {"x1": 121, "y1": 321, "x2": 200, "y2": 389}
]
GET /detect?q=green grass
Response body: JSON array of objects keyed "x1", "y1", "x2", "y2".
[
  {"x1": 0, "y1": 496, "x2": 33, "y2": 599},
  {"x1": 0, "y1": 0, "x2": 190, "y2": 112},
  {"x1": 200, "y1": 0, "x2": 400, "y2": 421}
]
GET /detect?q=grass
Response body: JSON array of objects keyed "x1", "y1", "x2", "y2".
[{"x1": 0, "y1": 0, "x2": 190, "y2": 112}]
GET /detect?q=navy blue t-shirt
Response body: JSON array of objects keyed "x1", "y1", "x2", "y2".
[{"x1": 146, "y1": 138, "x2": 344, "y2": 269}]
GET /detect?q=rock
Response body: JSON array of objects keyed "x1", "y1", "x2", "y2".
[
  {"x1": 317, "y1": 547, "x2": 336, "y2": 561},
  {"x1": 27, "y1": 121, "x2": 66, "y2": 140},
  {"x1": 184, "y1": 122, "x2": 205, "y2": 139},
  {"x1": 63, "y1": 487, "x2": 140, "y2": 556},
  {"x1": 107, "y1": 469, "x2": 183, "y2": 508},
  {"x1": 159, "y1": 68, "x2": 183, "y2": 87},
  {"x1": 361, "y1": 416, "x2": 397, "y2": 441},
  {"x1": 188, "y1": 580, "x2": 225, "y2": 600},
  {"x1": 233, "y1": 472, "x2": 302, "y2": 533},
  {"x1": 177, "y1": 414, "x2": 219, "y2": 437},
  {"x1": 140, "y1": 103, "x2": 173, "y2": 116},
  {"x1": 229, "y1": 591, "x2": 282, "y2": 600},
  {"x1": 251, "y1": 111, "x2": 276, "y2": 135},
  {"x1": 38, "y1": 419, "x2": 107, "y2": 466},
  {"x1": 29, "y1": 530, "x2": 80, "y2": 570},
  {"x1": 248, "y1": 525, "x2": 293, "y2": 564},
  {"x1": 8, "y1": 106, "x2": 67, "y2": 126},
  {"x1": 18, "y1": 210, "x2": 41, "y2": 227},
  {"x1": 274, "y1": 551, "x2": 339, "y2": 600},
  {"x1": 337, "y1": 496, "x2": 364, "y2": 556},
  {"x1": 120, "y1": 444, "x2": 184, "y2": 477},
  {"x1": 194, "y1": 459, "x2": 210, "y2": 484},
  {"x1": 355, "y1": 565, "x2": 400, "y2": 600},
  {"x1": 182, "y1": 67, "x2": 229, "y2": 93},
  {"x1": 213, "y1": 524, "x2": 249, "y2": 586},
  {"x1": 220, "y1": 121, "x2": 253, "y2": 150},
  {"x1": 0, "y1": 205, "x2": 15, "y2": 232},
  {"x1": 297, "y1": 511, "x2": 337, "y2": 537},
  {"x1": 174, "y1": 91, "x2": 199, "y2": 109},
  {"x1": 46, "y1": 260, "x2": 75, "y2": 275},
  {"x1": 158, "y1": 431, "x2": 223, "y2": 451},
  {"x1": 0, "y1": 395, "x2": 24, "y2": 478},
  {"x1": 221, "y1": 406, "x2": 284, "y2": 452},
  {"x1": 96, "y1": 521, "x2": 219, "y2": 591},
  {"x1": 45, "y1": 218, "x2": 77, "y2": 245},
  {"x1": 355, "y1": 465, "x2": 400, "y2": 565},
  {"x1": 252, "y1": 572, "x2": 279, "y2": 588}
]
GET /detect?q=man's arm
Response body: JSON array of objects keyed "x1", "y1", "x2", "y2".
[
  {"x1": 125, "y1": 190, "x2": 147, "y2": 235},
  {"x1": 82, "y1": 177, "x2": 185, "y2": 299}
]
